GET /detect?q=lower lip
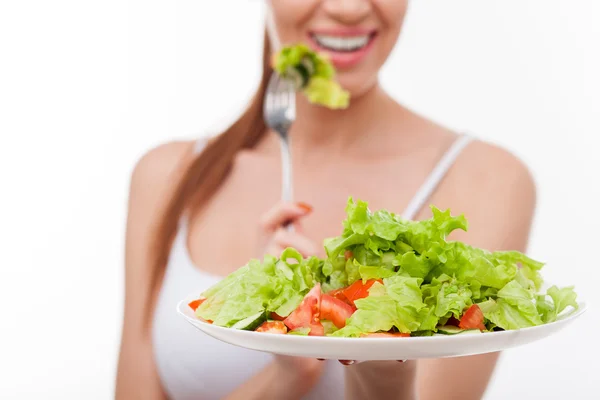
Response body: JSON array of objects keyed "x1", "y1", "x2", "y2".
[{"x1": 307, "y1": 34, "x2": 376, "y2": 69}]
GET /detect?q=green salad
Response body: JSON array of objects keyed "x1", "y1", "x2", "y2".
[
  {"x1": 189, "y1": 198, "x2": 578, "y2": 338},
  {"x1": 271, "y1": 44, "x2": 350, "y2": 110}
]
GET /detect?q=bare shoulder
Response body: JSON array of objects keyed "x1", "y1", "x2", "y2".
[
  {"x1": 125, "y1": 140, "x2": 197, "y2": 262},
  {"x1": 425, "y1": 139, "x2": 537, "y2": 251},
  {"x1": 458, "y1": 139, "x2": 536, "y2": 198},
  {"x1": 130, "y1": 140, "x2": 196, "y2": 196}
]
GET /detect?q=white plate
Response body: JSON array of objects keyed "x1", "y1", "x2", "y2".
[{"x1": 176, "y1": 293, "x2": 587, "y2": 361}]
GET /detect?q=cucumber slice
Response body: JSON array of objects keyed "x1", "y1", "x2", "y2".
[
  {"x1": 437, "y1": 326, "x2": 463, "y2": 335},
  {"x1": 300, "y1": 56, "x2": 316, "y2": 76},
  {"x1": 293, "y1": 63, "x2": 311, "y2": 88},
  {"x1": 284, "y1": 56, "x2": 314, "y2": 89},
  {"x1": 231, "y1": 312, "x2": 266, "y2": 331},
  {"x1": 284, "y1": 67, "x2": 305, "y2": 90},
  {"x1": 437, "y1": 325, "x2": 482, "y2": 335},
  {"x1": 288, "y1": 327, "x2": 310, "y2": 336}
]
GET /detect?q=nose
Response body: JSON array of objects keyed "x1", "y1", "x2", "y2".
[{"x1": 322, "y1": 0, "x2": 371, "y2": 25}]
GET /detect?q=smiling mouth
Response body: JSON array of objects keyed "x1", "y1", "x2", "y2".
[{"x1": 310, "y1": 33, "x2": 376, "y2": 53}]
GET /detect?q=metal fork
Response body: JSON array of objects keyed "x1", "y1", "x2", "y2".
[{"x1": 263, "y1": 72, "x2": 297, "y2": 205}]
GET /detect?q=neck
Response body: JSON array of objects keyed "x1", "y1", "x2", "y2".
[{"x1": 288, "y1": 83, "x2": 403, "y2": 154}]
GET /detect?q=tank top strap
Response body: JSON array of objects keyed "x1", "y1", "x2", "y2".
[
  {"x1": 401, "y1": 134, "x2": 474, "y2": 220},
  {"x1": 187, "y1": 133, "x2": 472, "y2": 220}
]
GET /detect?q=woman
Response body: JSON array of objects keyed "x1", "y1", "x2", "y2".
[{"x1": 116, "y1": 1, "x2": 536, "y2": 399}]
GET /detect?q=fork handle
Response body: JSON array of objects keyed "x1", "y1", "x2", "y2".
[
  {"x1": 279, "y1": 136, "x2": 293, "y2": 202},
  {"x1": 279, "y1": 135, "x2": 294, "y2": 232}
]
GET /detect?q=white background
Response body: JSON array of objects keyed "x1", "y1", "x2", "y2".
[{"x1": 1, "y1": 1, "x2": 598, "y2": 399}]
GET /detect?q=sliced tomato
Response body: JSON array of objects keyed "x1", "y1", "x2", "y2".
[
  {"x1": 188, "y1": 298, "x2": 206, "y2": 311},
  {"x1": 321, "y1": 294, "x2": 355, "y2": 329},
  {"x1": 269, "y1": 312, "x2": 287, "y2": 321},
  {"x1": 344, "y1": 250, "x2": 354, "y2": 260},
  {"x1": 360, "y1": 332, "x2": 411, "y2": 338},
  {"x1": 256, "y1": 321, "x2": 288, "y2": 334},
  {"x1": 459, "y1": 304, "x2": 486, "y2": 330},
  {"x1": 327, "y1": 288, "x2": 354, "y2": 308},
  {"x1": 309, "y1": 321, "x2": 325, "y2": 336},
  {"x1": 284, "y1": 284, "x2": 324, "y2": 336},
  {"x1": 446, "y1": 315, "x2": 461, "y2": 327},
  {"x1": 342, "y1": 279, "x2": 383, "y2": 306},
  {"x1": 328, "y1": 288, "x2": 346, "y2": 299}
]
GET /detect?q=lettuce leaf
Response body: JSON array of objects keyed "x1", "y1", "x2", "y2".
[
  {"x1": 358, "y1": 264, "x2": 396, "y2": 282},
  {"x1": 494, "y1": 280, "x2": 543, "y2": 326},
  {"x1": 320, "y1": 255, "x2": 348, "y2": 292},
  {"x1": 432, "y1": 275, "x2": 474, "y2": 318},
  {"x1": 332, "y1": 278, "x2": 428, "y2": 337},
  {"x1": 538, "y1": 285, "x2": 579, "y2": 323},
  {"x1": 272, "y1": 44, "x2": 349, "y2": 109},
  {"x1": 304, "y1": 77, "x2": 349, "y2": 109},
  {"x1": 483, "y1": 299, "x2": 539, "y2": 330},
  {"x1": 481, "y1": 282, "x2": 578, "y2": 329},
  {"x1": 196, "y1": 250, "x2": 318, "y2": 328}
]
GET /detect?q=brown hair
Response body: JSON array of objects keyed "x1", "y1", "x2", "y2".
[{"x1": 148, "y1": 30, "x2": 272, "y2": 321}]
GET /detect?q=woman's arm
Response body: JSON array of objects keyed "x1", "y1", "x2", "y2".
[
  {"x1": 115, "y1": 142, "x2": 323, "y2": 400},
  {"x1": 115, "y1": 141, "x2": 195, "y2": 399},
  {"x1": 417, "y1": 144, "x2": 537, "y2": 399},
  {"x1": 345, "y1": 142, "x2": 538, "y2": 400}
]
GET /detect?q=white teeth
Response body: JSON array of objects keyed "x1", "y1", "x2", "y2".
[{"x1": 313, "y1": 34, "x2": 370, "y2": 52}]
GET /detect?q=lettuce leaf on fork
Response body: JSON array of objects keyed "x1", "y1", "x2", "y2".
[{"x1": 272, "y1": 43, "x2": 350, "y2": 109}]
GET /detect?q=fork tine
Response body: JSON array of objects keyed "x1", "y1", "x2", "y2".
[
  {"x1": 279, "y1": 92, "x2": 288, "y2": 111},
  {"x1": 277, "y1": 76, "x2": 287, "y2": 110},
  {"x1": 263, "y1": 71, "x2": 296, "y2": 130},
  {"x1": 287, "y1": 81, "x2": 296, "y2": 117},
  {"x1": 271, "y1": 76, "x2": 279, "y2": 111},
  {"x1": 264, "y1": 73, "x2": 277, "y2": 119}
]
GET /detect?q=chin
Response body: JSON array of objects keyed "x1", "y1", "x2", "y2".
[{"x1": 338, "y1": 74, "x2": 379, "y2": 102}]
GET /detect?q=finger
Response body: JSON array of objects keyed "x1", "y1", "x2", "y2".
[
  {"x1": 264, "y1": 243, "x2": 287, "y2": 258},
  {"x1": 272, "y1": 228, "x2": 320, "y2": 257},
  {"x1": 259, "y1": 202, "x2": 313, "y2": 233},
  {"x1": 264, "y1": 235, "x2": 310, "y2": 258},
  {"x1": 291, "y1": 218, "x2": 304, "y2": 233}
]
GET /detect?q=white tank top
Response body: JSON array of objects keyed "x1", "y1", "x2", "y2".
[{"x1": 152, "y1": 134, "x2": 474, "y2": 400}]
